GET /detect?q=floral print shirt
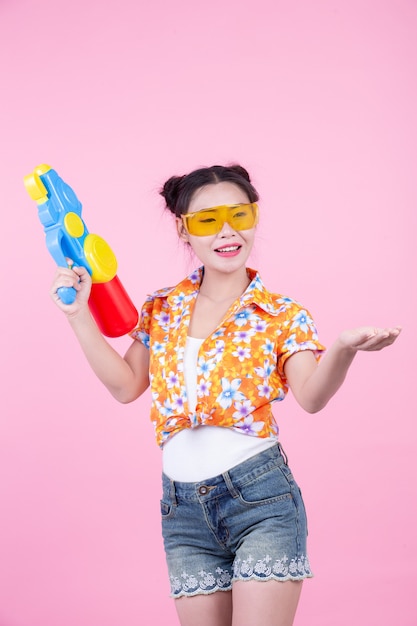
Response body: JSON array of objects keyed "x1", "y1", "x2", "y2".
[{"x1": 130, "y1": 267, "x2": 325, "y2": 448}]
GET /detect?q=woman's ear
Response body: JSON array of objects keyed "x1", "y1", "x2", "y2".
[{"x1": 176, "y1": 218, "x2": 189, "y2": 243}]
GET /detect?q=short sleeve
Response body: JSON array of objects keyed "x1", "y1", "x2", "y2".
[
  {"x1": 129, "y1": 295, "x2": 154, "y2": 350},
  {"x1": 277, "y1": 302, "x2": 326, "y2": 377}
]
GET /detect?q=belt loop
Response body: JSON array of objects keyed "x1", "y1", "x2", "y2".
[
  {"x1": 223, "y1": 471, "x2": 239, "y2": 498},
  {"x1": 278, "y1": 441, "x2": 289, "y2": 466}
]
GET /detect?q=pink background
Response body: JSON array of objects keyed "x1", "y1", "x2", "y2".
[{"x1": 1, "y1": 1, "x2": 416, "y2": 624}]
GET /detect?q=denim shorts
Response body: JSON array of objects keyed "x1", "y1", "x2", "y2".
[{"x1": 161, "y1": 443, "x2": 312, "y2": 598}]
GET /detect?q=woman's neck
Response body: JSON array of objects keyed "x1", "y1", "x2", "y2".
[{"x1": 198, "y1": 266, "x2": 250, "y2": 303}]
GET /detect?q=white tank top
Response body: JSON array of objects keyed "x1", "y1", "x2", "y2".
[{"x1": 162, "y1": 337, "x2": 277, "y2": 482}]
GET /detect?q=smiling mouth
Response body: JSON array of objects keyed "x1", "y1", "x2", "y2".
[{"x1": 215, "y1": 245, "x2": 241, "y2": 253}]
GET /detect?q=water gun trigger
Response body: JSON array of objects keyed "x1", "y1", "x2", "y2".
[{"x1": 55, "y1": 259, "x2": 79, "y2": 306}]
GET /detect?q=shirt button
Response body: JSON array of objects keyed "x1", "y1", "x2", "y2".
[{"x1": 198, "y1": 485, "x2": 209, "y2": 495}]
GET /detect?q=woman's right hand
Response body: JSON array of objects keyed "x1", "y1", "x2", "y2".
[
  {"x1": 49, "y1": 261, "x2": 150, "y2": 403},
  {"x1": 50, "y1": 262, "x2": 92, "y2": 316}
]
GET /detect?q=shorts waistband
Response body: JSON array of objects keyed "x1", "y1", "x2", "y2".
[{"x1": 162, "y1": 442, "x2": 288, "y2": 503}]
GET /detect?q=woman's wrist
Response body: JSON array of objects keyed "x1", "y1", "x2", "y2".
[
  {"x1": 67, "y1": 305, "x2": 95, "y2": 329},
  {"x1": 336, "y1": 331, "x2": 360, "y2": 355}
]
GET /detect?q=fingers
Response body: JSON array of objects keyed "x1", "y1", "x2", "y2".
[
  {"x1": 50, "y1": 264, "x2": 91, "y2": 308},
  {"x1": 357, "y1": 326, "x2": 402, "y2": 351},
  {"x1": 50, "y1": 268, "x2": 76, "y2": 298},
  {"x1": 340, "y1": 326, "x2": 402, "y2": 352},
  {"x1": 376, "y1": 326, "x2": 402, "y2": 349},
  {"x1": 61, "y1": 259, "x2": 89, "y2": 284}
]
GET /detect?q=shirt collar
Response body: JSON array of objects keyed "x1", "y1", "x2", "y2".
[{"x1": 162, "y1": 267, "x2": 283, "y2": 316}]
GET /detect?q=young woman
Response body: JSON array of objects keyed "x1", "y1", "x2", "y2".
[{"x1": 51, "y1": 165, "x2": 400, "y2": 626}]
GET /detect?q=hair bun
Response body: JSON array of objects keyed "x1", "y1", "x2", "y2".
[
  {"x1": 228, "y1": 164, "x2": 252, "y2": 183},
  {"x1": 160, "y1": 175, "x2": 185, "y2": 213}
]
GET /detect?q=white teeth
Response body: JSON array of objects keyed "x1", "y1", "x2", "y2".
[{"x1": 217, "y1": 246, "x2": 240, "y2": 252}]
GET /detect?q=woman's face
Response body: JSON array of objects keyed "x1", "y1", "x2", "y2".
[{"x1": 177, "y1": 181, "x2": 257, "y2": 275}]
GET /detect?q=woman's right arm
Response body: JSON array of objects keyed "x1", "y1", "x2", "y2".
[{"x1": 50, "y1": 264, "x2": 150, "y2": 403}]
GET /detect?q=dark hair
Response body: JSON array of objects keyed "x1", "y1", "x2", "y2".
[{"x1": 160, "y1": 164, "x2": 259, "y2": 217}]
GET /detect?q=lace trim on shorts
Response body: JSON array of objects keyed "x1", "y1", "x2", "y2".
[
  {"x1": 169, "y1": 554, "x2": 312, "y2": 597},
  {"x1": 170, "y1": 568, "x2": 232, "y2": 597},
  {"x1": 233, "y1": 553, "x2": 312, "y2": 581}
]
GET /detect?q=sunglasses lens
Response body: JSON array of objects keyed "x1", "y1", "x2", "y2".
[
  {"x1": 186, "y1": 208, "x2": 221, "y2": 236},
  {"x1": 228, "y1": 204, "x2": 257, "y2": 231},
  {"x1": 184, "y1": 204, "x2": 258, "y2": 236}
]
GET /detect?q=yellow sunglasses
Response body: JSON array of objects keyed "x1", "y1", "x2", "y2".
[{"x1": 181, "y1": 203, "x2": 259, "y2": 237}]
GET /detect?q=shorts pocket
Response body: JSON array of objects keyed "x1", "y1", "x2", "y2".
[{"x1": 236, "y1": 468, "x2": 293, "y2": 507}]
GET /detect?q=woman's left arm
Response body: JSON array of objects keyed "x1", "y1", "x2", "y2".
[{"x1": 284, "y1": 326, "x2": 402, "y2": 413}]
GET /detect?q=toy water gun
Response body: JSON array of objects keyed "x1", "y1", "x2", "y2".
[{"x1": 24, "y1": 164, "x2": 139, "y2": 337}]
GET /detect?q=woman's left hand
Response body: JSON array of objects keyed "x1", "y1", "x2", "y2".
[{"x1": 338, "y1": 326, "x2": 402, "y2": 352}]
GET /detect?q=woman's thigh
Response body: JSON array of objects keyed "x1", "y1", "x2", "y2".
[
  {"x1": 175, "y1": 590, "x2": 232, "y2": 626},
  {"x1": 174, "y1": 580, "x2": 302, "y2": 626},
  {"x1": 232, "y1": 580, "x2": 303, "y2": 626}
]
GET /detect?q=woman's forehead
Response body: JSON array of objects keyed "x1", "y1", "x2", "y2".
[{"x1": 188, "y1": 182, "x2": 250, "y2": 213}]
